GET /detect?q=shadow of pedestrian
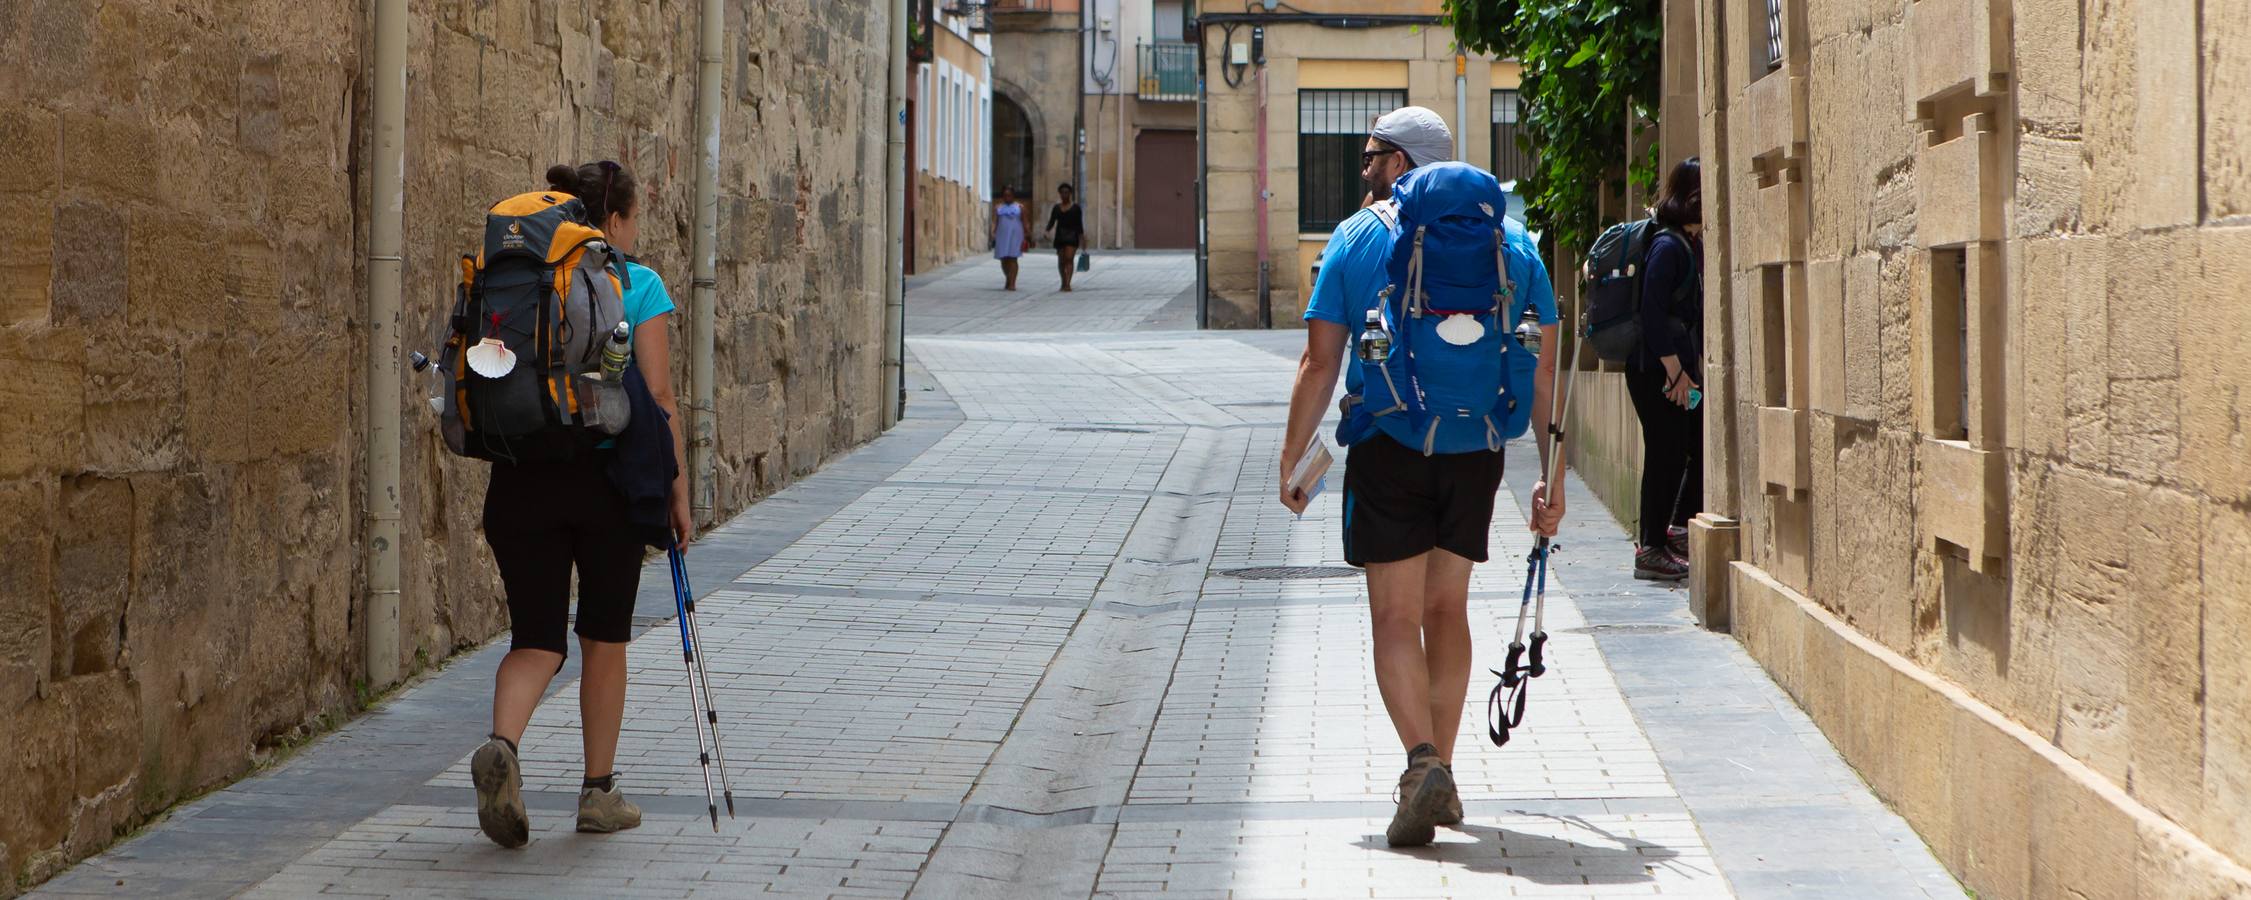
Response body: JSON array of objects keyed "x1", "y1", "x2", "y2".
[{"x1": 1356, "y1": 811, "x2": 1713, "y2": 886}]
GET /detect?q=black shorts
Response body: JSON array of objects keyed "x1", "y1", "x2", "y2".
[
  {"x1": 482, "y1": 450, "x2": 644, "y2": 655},
  {"x1": 1341, "y1": 434, "x2": 1506, "y2": 566}
]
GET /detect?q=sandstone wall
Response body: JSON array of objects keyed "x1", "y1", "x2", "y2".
[
  {"x1": 1695, "y1": 0, "x2": 2251, "y2": 892},
  {"x1": 0, "y1": 0, "x2": 893, "y2": 888}
]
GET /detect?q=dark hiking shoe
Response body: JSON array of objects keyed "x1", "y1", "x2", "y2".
[
  {"x1": 1435, "y1": 764, "x2": 1463, "y2": 826},
  {"x1": 1634, "y1": 545, "x2": 1689, "y2": 581},
  {"x1": 471, "y1": 736, "x2": 530, "y2": 848},
  {"x1": 576, "y1": 780, "x2": 643, "y2": 834},
  {"x1": 1387, "y1": 744, "x2": 1453, "y2": 847},
  {"x1": 1667, "y1": 525, "x2": 1689, "y2": 558}
]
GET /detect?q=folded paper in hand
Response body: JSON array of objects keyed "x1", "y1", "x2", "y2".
[{"x1": 1287, "y1": 437, "x2": 1333, "y2": 516}]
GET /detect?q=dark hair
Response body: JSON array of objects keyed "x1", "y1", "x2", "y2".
[
  {"x1": 1058, "y1": 182, "x2": 1074, "y2": 195},
  {"x1": 1651, "y1": 157, "x2": 1701, "y2": 228},
  {"x1": 545, "y1": 161, "x2": 638, "y2": 224}
]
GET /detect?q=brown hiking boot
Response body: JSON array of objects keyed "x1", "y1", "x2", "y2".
[
  {"x1": 471, "y1": 736, "x2": 530, "y2": 849},
  {"x1": 1386, "y1": 744, "x2": 1455, "y2": 847},
  {"x1": 576, "y1": 778, "x2": 643, "y2": 834},
  {"x1": 1434, "y1": 764, "x2": 1463, "y2": 826}
]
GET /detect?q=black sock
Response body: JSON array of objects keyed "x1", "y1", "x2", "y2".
[
  {"x1": 489, "y1": 733, "x2": 518, "y2": 755},
  {"x1": 583, "y1": 773, "x2": 616, "y2": 792}
]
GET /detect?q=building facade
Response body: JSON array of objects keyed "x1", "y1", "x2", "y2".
[
  {"x1": 1, "y1": 2, "x2": 899, "y2": 887},
  {"x1": 1198, "y1": 2, "x2": 1521, "y2": 328},
  {"x1": 910, "y1": 11, "x2": 997, "y2": 273},
  {"x1": 989, "y1": 0, "x2": 1200, "y2": 257},
  {"x1": 1676, "y1": 0, "x2": 2251, "y2": 893}
]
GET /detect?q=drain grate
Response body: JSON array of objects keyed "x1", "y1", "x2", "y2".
[
  {"x1": 1053, "y1": 426, "x2": 1153, "y2": 434},
  {"x1": 1219, "y1": 566, "x2": 1361, "y2": 580},
  {"x1": 1557, "y1": 624, "x2": 1696, "y2": 635}
]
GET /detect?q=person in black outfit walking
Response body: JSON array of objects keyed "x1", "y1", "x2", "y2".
[
  {"x1": 1046, "y1": 183, "x2": 1084, "y2": 291},
  {"x1": 1626, "y1": 158, "x2": 1704, "y2": 580}
]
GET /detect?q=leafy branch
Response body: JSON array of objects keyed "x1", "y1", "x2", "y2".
[{"x1": 1446, "y1": 0, "x2": 1664, "y2": 251}]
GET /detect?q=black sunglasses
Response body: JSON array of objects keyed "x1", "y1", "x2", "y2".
[{"x1": 1360, "y1": 147, "x2": 1400, "y2": 164}]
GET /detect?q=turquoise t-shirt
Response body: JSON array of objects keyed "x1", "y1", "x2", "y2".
[
  {"x1": 596, "y1": 260, "x2": 676, "y2": 448},
  {"x1": 619, "y1": 260, "x2": 677, "y2": 348}
]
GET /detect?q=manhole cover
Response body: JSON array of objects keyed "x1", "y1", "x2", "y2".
[
  {"x1": 1219, "y1": 566, "x2": 1361, "y2": 580},
  {"x1": 1053, "y1": 426, "x2": 1152, "y2": 434},
  {"x1": 1556, "y1": 624, "x2": 1695, "y2": 635}
]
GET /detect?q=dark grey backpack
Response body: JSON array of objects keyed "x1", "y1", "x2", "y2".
[{"x1": 1579, "y1": 219, "x2": 1695, "y2": 364}]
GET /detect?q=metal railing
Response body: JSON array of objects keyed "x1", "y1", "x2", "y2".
[
  {"x1": 985, "y1": 0, "x2": 1055, "y2": 12},
  {"x1": 1138, "y1": 42, "x2": 1197, "y2": 102}
]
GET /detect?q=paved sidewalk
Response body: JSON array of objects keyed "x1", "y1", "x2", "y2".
[{"x1": 37, "y1": 253, "x2": 1958, "y2": 899}]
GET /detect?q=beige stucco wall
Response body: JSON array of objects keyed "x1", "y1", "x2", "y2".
[
  {"x1": 913, "y1": 26, "x2": 995, "y2": 273},
  {"x1": 1201, "y1": 17, "x2": 1509, "y2": 328},
  {"x1": 0, "y1": 2, "x2": 894, "y2": 888},
  {"x1": 1691, "y1": 0, "x2": 2251, "y2": 893}
]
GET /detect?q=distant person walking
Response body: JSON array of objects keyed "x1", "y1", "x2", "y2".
[
  {"x1": 1046, "y1": 183, "x2": 1084, "y2": 291},
  {"x1": 1626, "y1": 157, "x2": 1705, "y2": 580},
  {"x1": 1281, "y1": 107, "x2": 1562, "y2": 847},
  {"x1": 470, "y1": 160, "x2": 692, "y2": 848},
  {"x1": 992, "y1": 187, "x2": 1029, "y2": 291}
]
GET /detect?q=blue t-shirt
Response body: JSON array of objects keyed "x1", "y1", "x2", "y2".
[
  {"x1": 598, "y1": 260, "x2": 676, "y2": 449},
  {"x1": 1303, "y1": 203, "x2": 1558, "y2": 399},
  {"x1": 620, "y1": 260, "x2": 678, "y2": 348}
]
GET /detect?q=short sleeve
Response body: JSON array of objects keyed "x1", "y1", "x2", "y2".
[
  {"x1": 1304, "y1": 212, "x2": 1384, "y2": 327},
  {"x1": 621, "y1": 262, "x2": 677, "y2": 331},
  {"x1": 1505, "y1": 224, "x2": 1558, "y2": 326}
]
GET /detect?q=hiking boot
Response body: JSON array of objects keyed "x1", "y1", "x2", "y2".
[
  {"x1": 1633, "y1": 545, "x2": 1689, "y2": 581},
  {"x1": 471, "y1": 736, "x2": 530, "y2": 849},
  {"x1": 1386, "y1": 744, "x2": 1455, "y2": 847},
  {"x1": 576, "y1": 778, "x2": 643, "y2": 834},
  {"x1": 1434, "y1": 763, "x2": 1464, "y2": 826},
  {"x1": 1667, "y1": 525, "x2": 1689, "y2": 558}
]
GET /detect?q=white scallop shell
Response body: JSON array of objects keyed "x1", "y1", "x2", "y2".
[
  {"x1": 1435, "y1": 314, "x2": 1484, "y2": 346},
  {"x1": 466, "y1": 338, "x2": 518, "y2": 378}
]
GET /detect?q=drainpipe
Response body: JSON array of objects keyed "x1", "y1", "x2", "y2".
[
  {"x1": 1254, "y1": 64, "x2": 1270, "y2": 328},
  {"x1": 1115, "y1": 62, "x2": 1126, "y2": 248},
  {"x1": 1455, "y1": 52, "x2": 1468, "y2": 162},
  {"x1": 1194, "y1": 27, "x2": 1207, "y2": 328},
  {"x1": 364, "y1": 0, "x2": 406, "y2": 689},
  {"x1": 690, "y1": 0, "x2": 722, "y2": 528},
  {"x1": 885, "y1": 0, "x2": 907, "y2": 427}
]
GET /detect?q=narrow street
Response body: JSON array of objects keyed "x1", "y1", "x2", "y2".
[{"x1": 37, "y1": 252, "x2": 1957, "y2": 899}]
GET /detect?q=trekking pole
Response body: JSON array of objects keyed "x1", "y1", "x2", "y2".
[
  {"x1": 667, "y1": 544, "x2": 724, "y2": 831},
  {"x1": 1490, "y1": 315, "x2": 1582, "y2": 747},
  {"x1": 671, "y1": 544, "x2": 738, "y2": 821}
]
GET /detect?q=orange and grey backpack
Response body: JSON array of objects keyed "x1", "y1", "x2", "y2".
[{"x1": 431, "y1": 190, "x2": 631, "y2": 462}]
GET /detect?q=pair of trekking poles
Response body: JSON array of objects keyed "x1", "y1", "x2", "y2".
[
  {"x1": 666, "y1": 543, "x2": 738, "y2": 831},
  {"x1": 1487, "y1": 321, "x2": 1582, "y2": 749}
]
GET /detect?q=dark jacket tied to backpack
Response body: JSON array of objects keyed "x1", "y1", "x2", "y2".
[
  {"x1": 606, "y1": 363, "x2": 679, "y2": 550},
  {"x1": 1637, "y1": 231, "x2": 1702, "y2": 374}
]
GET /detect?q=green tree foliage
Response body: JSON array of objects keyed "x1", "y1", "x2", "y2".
[{"x1": 1447, "y1": 0, "x2": 1664, "y2": 251}]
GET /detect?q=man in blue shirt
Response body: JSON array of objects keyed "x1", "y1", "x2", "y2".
[{"x1": 1278, "y1": 106, "x2": 1565, "y2": 846}]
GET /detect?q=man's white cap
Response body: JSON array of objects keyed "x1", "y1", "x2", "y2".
[{"x1": 1371, "y1": 106, "x2": 1454, "y2": 167}]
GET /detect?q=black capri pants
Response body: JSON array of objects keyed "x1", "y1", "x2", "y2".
[{"x1": 482, "y1": 450, "x2": 644, "y2": 656}]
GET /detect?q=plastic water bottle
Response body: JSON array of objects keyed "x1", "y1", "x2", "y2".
[
  {"x1": 1357, "y1": 309, "x2": 1391, "y2": 362},
  {"x1": 599, "y1": 321, "x2": 631, "y2": 380}
]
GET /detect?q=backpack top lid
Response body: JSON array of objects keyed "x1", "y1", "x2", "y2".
[
  {"x1": 483, "y1": 191, "x2": 606, "y2": 266},
  {"x1": 1383, "y1": 161, "x2": 1511, "y2": 315}
]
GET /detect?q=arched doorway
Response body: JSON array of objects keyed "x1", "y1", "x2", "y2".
[{"x1": 991, "y1": 93, "x2": 1035, "y2": 200}]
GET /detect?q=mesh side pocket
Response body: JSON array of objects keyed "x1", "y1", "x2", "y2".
[{"x1": 573, "y1": 374, "x2": 631, "y2": 436}]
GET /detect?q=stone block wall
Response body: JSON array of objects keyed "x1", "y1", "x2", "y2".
[
  {"x1": 0, "y1": 1, "x2": 893, "y2": 889},
  {"x1": 1695, "y1": 0, "x2": 2251, "y2": 892}
]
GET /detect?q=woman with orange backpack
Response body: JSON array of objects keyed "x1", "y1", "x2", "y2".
[{"x1": 467, "y1": 160, "x2": 691, "y2": 848}]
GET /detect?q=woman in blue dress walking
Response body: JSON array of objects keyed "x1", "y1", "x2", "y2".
[{"x1": 992, "y1": 186, "x2": 1029, "y2": 291}]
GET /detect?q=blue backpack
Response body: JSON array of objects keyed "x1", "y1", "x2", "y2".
[{"x1": 1339, "y1": 162, "x2": 1541, "y2": 455}]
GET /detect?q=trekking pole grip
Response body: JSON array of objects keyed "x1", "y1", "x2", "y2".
[
  {"x1": 1528, "y1": 631, "x2": 1548, "y2": 679},
  {"x1": 1501, "y1": 641, "x2": 1526, "y2": 688}
]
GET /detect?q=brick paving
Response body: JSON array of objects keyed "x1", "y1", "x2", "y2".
[{"x1": 35, "y1": 252, "x2": 1958, "y2": 899}]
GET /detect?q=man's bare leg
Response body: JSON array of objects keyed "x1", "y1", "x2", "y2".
[
  {"x1": 1421, "y1": 550, "x2": 1476, "y2": 763},
  {"x1": 1367, "y1": 553, "x2": 1436, "y2": 751}
]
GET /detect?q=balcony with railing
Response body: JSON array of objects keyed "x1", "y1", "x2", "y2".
[{"x1": 1137, "y1": 42, "x2": 1197, "y2": 102}]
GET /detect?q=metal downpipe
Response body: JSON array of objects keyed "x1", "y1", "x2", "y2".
[
  {"x1": 690, "y1": 0, "x2": 723, "y2": 528},
  {"x1": 885, "y1": 0, "x2": 908, "y2": 427},
  {"x1": 364, "y1": 0, "x2": 406, "y2": 689}
]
